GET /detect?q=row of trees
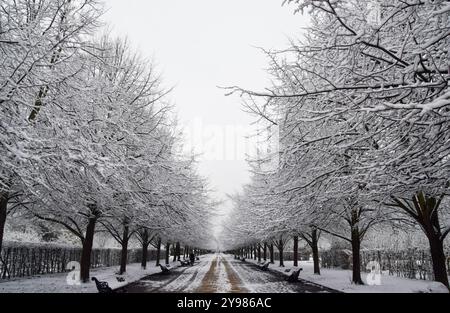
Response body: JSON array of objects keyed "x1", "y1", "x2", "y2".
[
  {"x1": 0, "y1": 0, "x2": 215, "y2": 282},
  {"x1": 222, "y1": 0, "x2": 450, "y2": 289}
]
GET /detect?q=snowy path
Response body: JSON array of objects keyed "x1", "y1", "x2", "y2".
[
  {"x1": 123, "y1": 254, "x2": 336, "y2": 293},
  {"x1": 121, "y1": 255, "x2": 214, "y2": 293}
]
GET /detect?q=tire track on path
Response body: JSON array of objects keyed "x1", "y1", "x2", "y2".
[
  {"x1": 195, "y1": 255, "x2": 219, "y2": 293},
  {"x1": 221, "y1": 255, "x2": 249, "y2": 293}
]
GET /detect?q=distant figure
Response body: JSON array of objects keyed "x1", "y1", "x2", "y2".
[{"x1": 189, "y1": 253, "x2": 195, "y2": 265}]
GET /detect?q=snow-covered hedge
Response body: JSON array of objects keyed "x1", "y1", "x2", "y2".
[
  {"x1": 321, "y1": 248, "x2": 450, "y2": 281},
  {"x1": 0, "y1": 242, "x2": 160, "y2": 280}
]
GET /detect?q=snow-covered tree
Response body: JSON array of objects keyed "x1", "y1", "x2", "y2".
[
  {"x1": 0, "y1": 0, "x2": 103, "y2": 258},
  {"x1": 225, "y1": 0, "x2": 449, "y2": 288}
]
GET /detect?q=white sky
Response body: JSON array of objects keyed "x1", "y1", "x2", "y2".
[{"x1": 102, "y1": 0, "x2": 309, "y2": 229}]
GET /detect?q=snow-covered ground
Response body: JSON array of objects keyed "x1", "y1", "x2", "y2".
[
  {"x1": 0, "y1": 260, "x2": 181, "y2": 293},
  {"x1": 245, "y1": 258, "x2": 449, "y2": 293},
  {"x1": 125, "y1": 254, "x2": 241, "y2": 293},
  {"x1": 125, "y1": 254, "x2": 336, "y2": 293},
  {"x1": 125, "y1": 255, "x2": 215, "y2": 293},
  {"x1": 225, "y1": 255, "x2": 333, "y2": 293},
  {"x1": 1, "y1": 254, "x2": 448, "y2": 293}
]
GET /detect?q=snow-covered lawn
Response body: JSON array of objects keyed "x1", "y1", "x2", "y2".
[
  {"x1": 245, "y1": 259, "x2": 449, "y2": 293},
  {"x1": 0, "y1": 260, "x2": 180, "y2": 293}
]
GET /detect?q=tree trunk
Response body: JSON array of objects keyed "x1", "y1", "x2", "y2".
[
  {"x1": 155, "y1": 238, "x2": 161, "y2": 266},
  {"x1": 351, "y1": 228, "x2": 363, "y2": 285},
  {"x1": 269, "y1": 244, "x2": 274, "y2": 264},
  {"x1": 119, "y1": 224, "x2": 129, "y2": 275},
  {"x1": 80, "y1": 217, "x2": 97, "y2": 283},
  {"x1": 263, "y1": 243, "x2": 267, "y2": 261},
  {"x1": 140, "y1": 229, "x2": 149, "y2": 269},
  {"x1": 257, "y1": 244, "x2": 261, "y2": 262},
  {"x1": 311, "y1": 229, "x2": 320, "y2": 275},
  {"x1": 278, "y1": 240, "x2": 284, "y2": 267},
  {"x1": 253, "y1": 245, "x2": 257, "y2": 260},
  {"x1": 165, "y1": 242, "x2": 170, "y2": 265},
  {"x1": 293, "y1": 236, "x2": 299, "y2": 267},
  {"x1": 141, "y1": 242, "x2": 149, "y2": 269},
  {"x1": 428, "y1": 234, "x2": 449, "y2": 289},
  {"x1": 176, "y1": 242, "x2": 181, "y2": 261},
  {"x1": 0, "y1": 191, "x2": 8, "y2": 254}
]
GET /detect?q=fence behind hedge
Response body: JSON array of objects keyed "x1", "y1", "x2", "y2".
[{"x1": 0, "y1": 242, "x2": 162, "y2": 280}]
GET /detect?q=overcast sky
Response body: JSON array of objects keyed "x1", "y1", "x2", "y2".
[{"x1": 102, "y1": 0, "x2": 310, "y2": 228}]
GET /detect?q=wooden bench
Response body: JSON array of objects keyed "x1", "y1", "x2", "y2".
[
  {"x1": 179, "y1": 260, "x2": 191, "y2": 267},
  {"x1": 92, "y1": 277, "x2": 115, "y2": 293},
  {"x1": 258, "y1": 261, "x2": 270, "y2": 271},
  {"x1": 285, "y1": 268, "x2": 303, "y2": 282},
  {"x1": 159, "y1": 264, "x2": 171, "y2": 275}
]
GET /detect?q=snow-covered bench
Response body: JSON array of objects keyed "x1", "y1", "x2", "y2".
[
  {"x1": 159, "y1": 264, "x2": 171, "y2": 275},
  {"x1": 92, "y1": 277, "x2": 115, "y2": 293},
  {"x1": 258, "y1": 261, "x2": 270, "y2": 271},
  {"x1": 179, "y1": 260, "x2": 190, "y2": 267},
  {"x1": 285, "y1": 268, "x2": 303, "y2": 282}
]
